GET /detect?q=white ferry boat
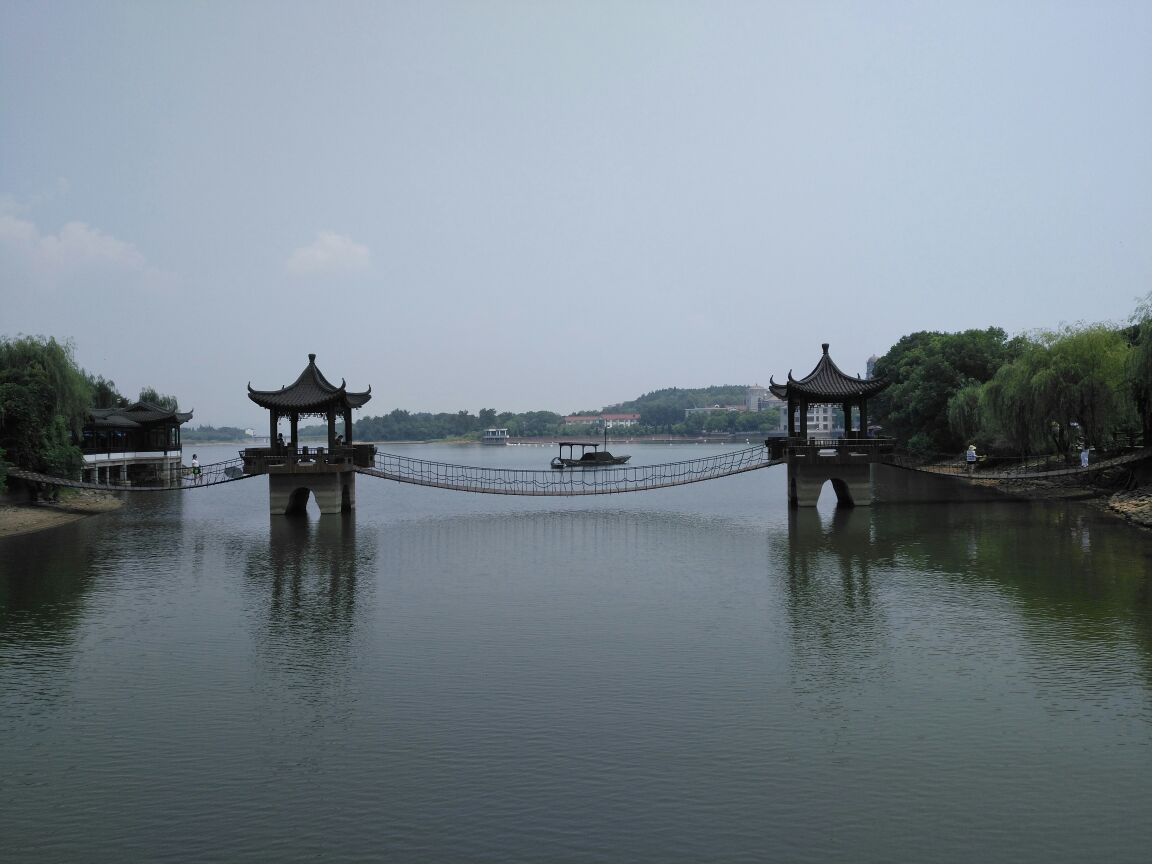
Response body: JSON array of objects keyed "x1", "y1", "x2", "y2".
[{"x1": 481, "y1": 428, "x2": 510, "y2": 445}]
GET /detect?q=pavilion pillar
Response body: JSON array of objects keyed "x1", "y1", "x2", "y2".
[
  {"x1": 327, "y1": 410, "x2": 337, "y2": 448},
  {"x1": 290, "y1": 413, "x2": 299, "y2": 448},
  {"x1": 269, "y1": 411, "x2": 278, "y2": 442},
  {"x1": 843, "y1": 401, "x2": 853, "y2": 436},
  {"x1": 787, "y1": 398, "x2": 797, "y2": 437},
  {"x1": 860, "y1": 400, "x2": 869, "y2": 436},
  {"x1": 344, "y1": 408, "x2": 352, "y2": 443},
  {"x1": 800, "y1": 399, "x2": 809, "y2": 439}
]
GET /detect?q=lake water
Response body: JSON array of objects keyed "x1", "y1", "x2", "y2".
[{"x1": 2, "y1": 442, "x2": 1151, "y2": 863}]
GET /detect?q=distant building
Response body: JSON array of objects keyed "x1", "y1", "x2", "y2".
[
  {"x1": 747, "y1": 385, "x2": 789, "y2": 431},
  {"x1": 746, "y1": 385, "x2": 769, "y2": 412},
  {"x1": 683, "y1": 405, "x2": 745, "y2": 419},
  {"x1": 80, "y1": 401, "x2": 193, "y2": 485},
  {"x1": 563, "y1": 413, "x2": 640, "y2": 428},
  {"x1": 602, "y1": 413, "x2": 640, "y2": 428}
]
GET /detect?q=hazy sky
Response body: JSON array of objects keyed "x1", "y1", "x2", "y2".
[{"x1": 3, "y1": 1, "x2": 1149, "y2": 427}]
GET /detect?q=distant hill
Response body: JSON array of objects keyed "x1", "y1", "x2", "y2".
[
  {"x1": 600, "y1": 386, "x2": 750, "y2": 413},
  {"x1": 578, "y1": 386, "x2": 752, "y2": 432}
]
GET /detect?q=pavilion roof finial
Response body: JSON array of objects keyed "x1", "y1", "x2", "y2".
[
  {"x1": 248, "y1": 354, "x2": 371, "y2": 413},
  {"x1": 768, "y1": 342, "x2": 889, "y2": 401}
]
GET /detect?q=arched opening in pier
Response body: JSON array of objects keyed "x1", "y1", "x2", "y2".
[
  {"x1": 828, "y1": 477, "x2": 856, "y2": 507},
  {"x1": 285, "y1": 486, "x2": 313, "y2": 516},
  {"x1": 795, "y1": 476, "x2": 860, "y2": 510}
]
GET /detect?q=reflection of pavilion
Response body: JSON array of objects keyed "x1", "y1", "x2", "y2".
[
  {"x1": 776, "y1": 509, "x2": 891, "y2": 693},
  {"x1": 782, "y1": 508, "x2": 876, "y2": 610},
  {"x1": 244, "y1": 513, "x2": 373, "y2": 669}
]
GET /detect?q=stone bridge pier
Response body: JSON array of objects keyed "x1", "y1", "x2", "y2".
[
  {"x1": 785, "y1": 441, "x2": 883, "y2": 507},
  {"x1": 268, "y1": 467, "x2": 356, "y2": 515},
  {"x1": 788, "y1": 460, "x2": 873, "y2": 507}
]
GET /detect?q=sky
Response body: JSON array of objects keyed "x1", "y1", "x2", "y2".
[{"x1": 2, "y1": 1, "x2": 1150, "y2": 427}]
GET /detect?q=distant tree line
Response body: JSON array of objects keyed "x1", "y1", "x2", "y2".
[
  {"x1": 182, "y1": 425, "x2": 252, "y2": 442},
  {"x1": 294, "y1": 386, "x2": 781, "y2": 442}
]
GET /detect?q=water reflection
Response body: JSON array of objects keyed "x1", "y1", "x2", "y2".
[
  {"x1": 243, "y1": 513, "x2": 375, "y2": 679},
  {"x1": 782, "y1": 500, "x2": 1152, "y2": 700},
  {"x1": 0, "y1": 520, "x2": 103, "y2": 648},
  {"x1": 872, "y1": 502, "x2": 1152, "y2": 689},
  {"x1": 777, "y1": 508, "x2": 892, "y2": 702}
]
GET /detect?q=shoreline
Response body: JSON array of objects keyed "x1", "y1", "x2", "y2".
[
  {"x1": 0, "y1": 491, "x2": 122, "y2": 540},
  {"x1": 975, "y1": 475, "x2": 1152, "y2": 530}
]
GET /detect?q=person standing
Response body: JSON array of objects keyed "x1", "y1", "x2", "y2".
[
  {"x1": 191, "y1": 454, "x2": 201, "y2": 483},
  {"x1": 965, "y1": 444, "x2": 978, "y2": 474},
  {"x1": 1080, "y1": 443, "x2": 1090, "y2": 468}
]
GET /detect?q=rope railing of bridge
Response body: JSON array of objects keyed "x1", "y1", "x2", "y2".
[
  {"x1": 356, "y1": 445, "x2": 782, "y2": 495},
  {"x1": 6, "y1": 457, "x2": 252, "y2": 491}
]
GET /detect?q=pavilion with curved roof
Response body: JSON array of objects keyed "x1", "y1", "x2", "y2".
[
  {"x1": 769, "y1": 343, "x2": 888, "y2": 440},
  {"x1": 248, "y1": 353, "x2": 371, "y2": 450},
  {"x1": 243, "y1": 354, "x2": 375, "y2": 515}
]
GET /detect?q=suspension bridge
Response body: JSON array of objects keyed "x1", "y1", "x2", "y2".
[
  {"x1": 8, "y1": 443, "x2": 1144, "y2": 498},
  {"x1": 8, "y1": 445, "x2": 785, "y2": 497},
  {"x1": 6, "y1": 349, "x2": 1146, "y2": 513}
]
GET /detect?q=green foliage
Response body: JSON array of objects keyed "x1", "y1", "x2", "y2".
[
  {"x1": 872, "y1": 328, "x2": 1022, "y2": 454},
  {"x1": 981, "y1": 350, "x2": 1050, "y2": 453},
  {"x1": 138, "y1": 386, "x2": 179, "y2": 411},
  {"x1": 1128, "y1": 292, "x2": 1152, "y2": 441},
  {"x1": 84, "y1": 373, "x2": 126, "y2": 409},
  {"x1": 0, "y1": 335, "x2": 91, "y2": 476},
  {"x1": 981, "y1": 325, "x2": 1134, "y2": 453},
  {"x1": 945, "y1": 383, "x2": 985, "y2": 446},
  {"x1": 606, "y1": 386, "x2": 751, "y2": 432}
]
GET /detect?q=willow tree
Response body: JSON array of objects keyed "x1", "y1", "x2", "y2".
[
  {"x1": 981, "y1": 346, "x2": 1050, "y2": 454},
  {"x1": 85, "y1": 372, "x2": 126, "y2": 409},
  {"x1": 981, "y1": 326, "x2": 1132, "y2": 454},
  {"x1": 1129, "y1": 293, "x2": 1152, "y2": 442},
  {"x1": 138, "y1": 386, "x2": 179, "y2": 411},
  {"x1": 945, "y1": 382, "x2": 986, "y2": 447},
  {"x1": 0, "y1": 336, "x2": 91, "y2": 477}
]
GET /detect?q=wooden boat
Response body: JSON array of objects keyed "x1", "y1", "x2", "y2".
[{"x1": 550, "y1": 441, "x2": 631, "y2": 469}]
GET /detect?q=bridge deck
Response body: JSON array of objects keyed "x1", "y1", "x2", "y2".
[
  {"x1": 7, "y1": 446, "x2": 1145, "y2": 496},
  {"x1": 892, "y1": 448, "x2": 1149, "y2": 480},
  {"x1": 358, "y1": 446, "x2": 782, "y2": 495},
  {"x1": 7, "y1": 457, "x2": 252, "y2": 491}
]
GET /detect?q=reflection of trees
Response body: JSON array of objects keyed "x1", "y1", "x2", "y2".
[
  {"x1": 876, "y1": 502, "x2": 1152, "y2": 687},
  {"x1": 778, "y1": 500, "x2": 1152, "y2": 705},
  {"x1": 0, "y1": 514, "x2": 128, "y2": 716},
  {"x1": 243, "y1": 514, "x2": 375, "y2": 682},
  {"x1": 776, "y1": 508, "x2": 891, "y2": 702},
  {"x1": 0, "y1": 521, "x2": 102, "y2": 649}
]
